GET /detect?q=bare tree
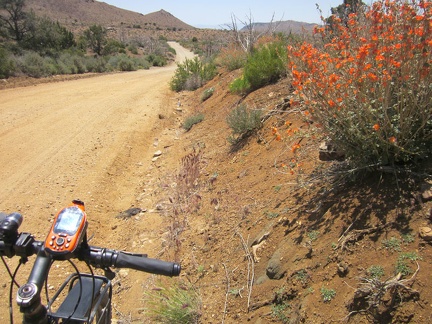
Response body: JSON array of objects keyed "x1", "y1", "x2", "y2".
[{"x1": 224, "y1": 11, "x2": 281, "y2": 53}]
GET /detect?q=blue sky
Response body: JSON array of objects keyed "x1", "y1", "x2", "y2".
[{"x1": 96, "y1": 0, "x2": 345, "y2": 28}]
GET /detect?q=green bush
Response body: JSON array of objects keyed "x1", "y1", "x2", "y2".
[
  {"x1": 226, "y1": 104, "x2": 263, "y2": 143},
  {"x1": 170, "y1": 57, "x2": 217, "y2": 92},
  {"x1": 147, "y1": 54, "x2": 167, "y2": 67},
  {"x1": 127, "y1": 44, "x2": 138, "y2": 55},
  {"x1": 0, "y1": 47, "x2": 15, "y2": 78},
  {"x1": 18, "y1": 52, "x2": 55, "y2": 77},
  {"x1": 85, "y1": 56, "x2": 108, "y2": 73},
  {"x1": 183, "y1": 113, "x2": 205, "y2": 131},
  {"x1": 229, "y1": 76, "x2": 251, "y2": 95},
  {"x1": 243, "y1": 41, "x2": 288, "y2": 91},
  {"x1": 107, "y1": 54, "x2": 138, "y2": 71}
]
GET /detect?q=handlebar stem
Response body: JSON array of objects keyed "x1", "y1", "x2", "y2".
[{"x1": 17, "y1": 250, "x2": 52, "y2": 323}]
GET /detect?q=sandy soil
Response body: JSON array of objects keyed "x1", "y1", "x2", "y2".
[{"x1": 0, "y1": 42, "x2": 194, "y2": 322}]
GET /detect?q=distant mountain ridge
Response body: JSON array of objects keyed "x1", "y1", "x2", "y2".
[
  {"x1": 23, "y1": 0, "x2": 315, "y2": 34},
  {"x1": 242, "y1": 20, "x2": 317, "y2": 34},
  {"x1": 24, "y1": 0, "x2": 195, "y2": 31}
]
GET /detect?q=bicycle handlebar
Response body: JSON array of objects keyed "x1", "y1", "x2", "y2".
[
  {"x1": 1, "y1": 209, "x2": 181, "y2": 324},
  {"x1": 0, "y1": 212, "x2": 181, "y2": 277},
  {"x1": 80, "y1": 246, "x2": 181, "y2": 277}
]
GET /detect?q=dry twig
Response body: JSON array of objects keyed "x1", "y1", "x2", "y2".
[
  {"x1": 336, "y1": 223, "x2": 392, "y2": 252},
  {"x1": 236, "y1": 231, "x2": 255, "y2": 312}
]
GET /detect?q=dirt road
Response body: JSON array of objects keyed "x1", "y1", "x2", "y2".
[{"x1": 0, "y1": 42, "x2": 194, "y2": 321}]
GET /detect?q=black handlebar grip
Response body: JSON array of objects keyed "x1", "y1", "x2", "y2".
[{"x1": 115, "y1": 252, "x2": 181, "y2": 277}]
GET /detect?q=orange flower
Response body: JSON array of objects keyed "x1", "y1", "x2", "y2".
[
  {"x1": 389, "y1": 136, "x2": 397, "y2": 143},
  {"x1": 291, "y1": 143, "x2": 301, "y2": 153},
  {"x1": 375, "y1": 54, "x2": 385, "y2": 61},
  {"x1": 368, "y1": 73, "x2": 379, "y2": 81},
  {"x1": 373, "y1": 123, "x2": 380, "y2": 131},
  {"x1": 391, "y1": 60, "x2": 401, "y2": 68}
]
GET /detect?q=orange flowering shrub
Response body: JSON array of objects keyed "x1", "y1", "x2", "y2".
[{"x1": 288, "y1": 0, "x2": 431, "y2": 168}]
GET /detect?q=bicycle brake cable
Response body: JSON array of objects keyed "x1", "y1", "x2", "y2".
[{"x1": 1, "y1": 256, "x2": 20, "y2": 288}]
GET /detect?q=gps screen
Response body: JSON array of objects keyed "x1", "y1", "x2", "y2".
[{"x1": 53, "y1": 207, "x2": 84, "y2": 235}]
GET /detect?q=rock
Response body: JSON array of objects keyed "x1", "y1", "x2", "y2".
[
  {"x1": 115, "y1": 207, "x2": 145, "y2": 219},
  {"x1": 153, "y1": 150, "x2": 162, "y2": 157},
  {"x1": 118, "y1": 269, "x2": 129, "y2": 278},
  {"x1": 419, "y1": 227, "x2": 432, "y2": 241},
  {"x1": 319, "y1": 141, "x2": 345, "y2": 161},
  {"x1": 266, "y1": 250, "x2": 286, "y2": 280},
  {"x1": 337, "y1": 261, "x2": 349, "y2": 276},
  {"x1": 420, "y1": 181, "x2": 432, "y2": 201},
  {"x1": 255, "y1": 275, "x2": 269, "y2": 285}
]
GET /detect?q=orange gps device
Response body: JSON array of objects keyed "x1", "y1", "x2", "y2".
[{"x1": 45, "y1": 200, "x2": 88, "y2": 258}]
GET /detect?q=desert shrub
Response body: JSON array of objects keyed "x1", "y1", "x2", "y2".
[
  {"x1": 183, "y1": 113, "x2": 204, "y2": 131},
  {"x1": 170, "y1": 57, "x2": 217, "y2": 92},
  {"x1": 144, "y1": 280, "x2": 201, "y2": 323},
  {"x1": 229, "y1": 39, "x2": 288, "y2": 94},
  {"x1": 0, "y1": 47, "x2": 15, "y2": 78},
  {"x1": 147, "y1": 54, "x2": 167, "y2": 67},
  {"x1": 85, "y1": 56, "x2": 108, "y2": 73},
  {"x1": 243, "y1": 40, "x2": 288, "y2": 91},
  {"x1": 226, "y1": 104, "x2": 263, "y2": 143},
  {"x1": 18, "y1": 52, "x2": 56, "y2": 77},
  {"x1": 288, "y1": 0, "x2": 432, "y2": 169},
  {"x1": 201, "y1": 87, "x2": 214, "y2": 101},
  {"x1": 107, "y1": 54, "x2": 137, "y2": 71},
  {"x1": 127, "y1": 44, "x2": 138, "y2": 55},
  {"x1": 117, "y1": 56, "x2": 136, "y2": 71},
  {"x1": 217, "y1": 44, "x2": 247, "y2": 71},
  {"x1": 229, "y1": 75, "x2": 251, "y2": 95}
]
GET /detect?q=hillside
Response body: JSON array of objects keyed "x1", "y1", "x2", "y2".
[
  {"x1": 24, "y1": 0, "x2": 195, "y2": 31},
  {"x1": 23, "y1": 0, "x2": 316, "y2": 41},
  {"x1": 243, "y1": 20, "x2": 317, "y2": 34},
  {"x1": 150, "y1": 68, "x2": 432, "y2": 323}
]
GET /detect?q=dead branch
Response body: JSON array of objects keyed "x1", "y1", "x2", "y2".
[
  {"x1": 336, "y1": 223, "x2": 392, "y2": 252},
  {"x1": 222, "y1": 263, "x2": 230, "y2": 324},
  {"x1": 225, "y1": 11, "x2": 280, "y2": 53},
  {"x1": 346, "y1": 262, "x2": 420, "y2": 321},
  {"x1": 236, "y1": 231, "x2": 255, "y2": 312}
]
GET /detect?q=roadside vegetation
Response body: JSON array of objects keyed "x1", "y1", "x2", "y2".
[
  {"x1": 0, "y1": 0, "x2": 172, "y2": 79},
  {"x1": 169, "y1": 0, "x2": 431, "y2": 322},
  {"x1": 287, "y1": 0, "x2": 431, "y2": 173}
]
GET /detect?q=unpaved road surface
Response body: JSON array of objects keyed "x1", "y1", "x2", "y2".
[{"x1": 0, "y1": 42, "x2": 194, "y2": 322}]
